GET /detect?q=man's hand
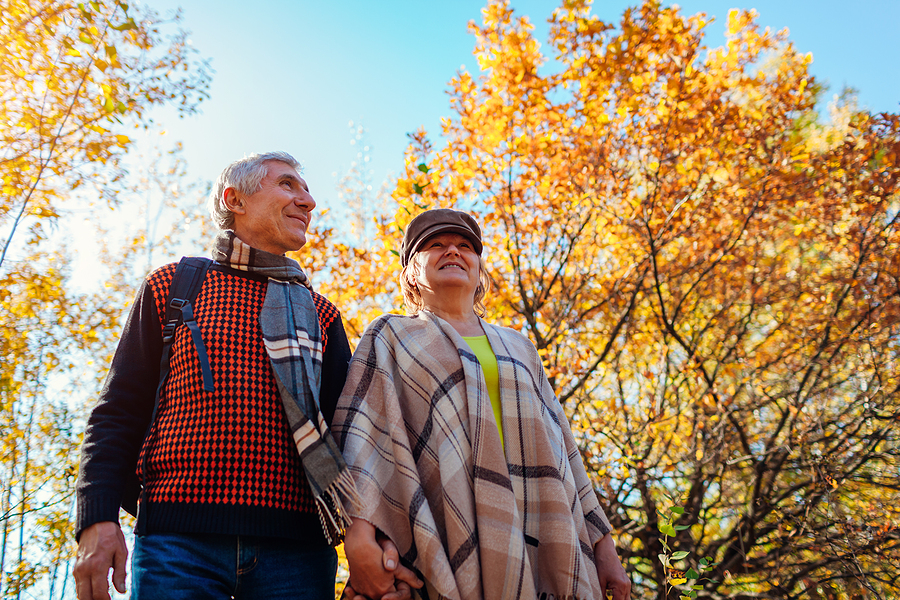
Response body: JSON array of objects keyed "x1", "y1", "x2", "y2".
[
  {"x1": 344, "y1": 519, "x2": 396, "y2": 598},
  {"x1": 341, "y1": 580, "x2": 414, "y2": 600},
  {"x1": 594, "y1": 534, "x2": 631, "y2": 600},
  {"x1": 73, "y1": 521, "x2": 128, "y2": 600},
  {"x1": 343, "y1": 519, "x2": 422, "y2": 600}
]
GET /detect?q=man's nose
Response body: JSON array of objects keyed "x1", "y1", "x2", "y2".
[{"x1": 296, "y1": 190, "x2": 316, "y2": 210}]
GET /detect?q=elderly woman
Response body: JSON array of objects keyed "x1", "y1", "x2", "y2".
[{"x1": 334, "y1": 209, "x2": 630, "y2": 600}]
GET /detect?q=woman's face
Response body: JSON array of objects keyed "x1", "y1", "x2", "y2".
[{"x1": 410, "y1": 232, "x2": 481, "y2": 302}]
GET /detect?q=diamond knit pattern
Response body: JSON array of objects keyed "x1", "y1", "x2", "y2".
[{"x1": 140, "y1": 264, "x2": 337, "y2": 513}]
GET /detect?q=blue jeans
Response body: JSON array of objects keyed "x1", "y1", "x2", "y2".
[{"x1": 132, "y1": 532, "x2": 337, "y2": 599}]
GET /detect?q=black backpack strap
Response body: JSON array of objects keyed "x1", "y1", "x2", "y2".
[
  {"x1": 125, "y1": 257, "x2": 214, "y2": 518},
  {"x1": 155, "y1": 256, "x2": 214, "y2": 406}
]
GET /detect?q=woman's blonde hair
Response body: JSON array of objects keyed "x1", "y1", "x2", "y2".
[{"x1": 400, "y1": 253, "x2": 491, "y2": 317}]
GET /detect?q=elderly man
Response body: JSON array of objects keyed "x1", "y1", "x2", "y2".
[{"x1": 73, "y1": 152, "x2": 416, "y2": 600}]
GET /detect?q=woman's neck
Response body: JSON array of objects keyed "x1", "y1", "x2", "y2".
[{"x1": 423, "y1": 302, "x2": 483, "y2": 337}]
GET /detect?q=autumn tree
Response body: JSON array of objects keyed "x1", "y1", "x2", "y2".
[
  {"x1": 0, "y1": 0, "x2": 210, "y2": 264},
  {"x1": 0, "y1": 143, "x2": 212, "y2": 598},
  {"x1": 0, "y1": 1, "x2": 210, "y2": 596},
  {"x1": 316, "y1": 1, "x2": 900, "y2": 598},
  {"x1": 308, "y1": 124, "x2": 402, "y2": 340}
]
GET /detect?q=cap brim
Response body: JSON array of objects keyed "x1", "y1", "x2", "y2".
[{"x1": 408, "y1": 223, "x2": 483, "y2": 259}]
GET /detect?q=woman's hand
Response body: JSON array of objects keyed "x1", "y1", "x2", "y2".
[
  {"x1": 594, "y1": 534, "x2": 631, "y2": 600},
  {"x1": 343, "y1": 519, "x2": 422, "y2": 600}
]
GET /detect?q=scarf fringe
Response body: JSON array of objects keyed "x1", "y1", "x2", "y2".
[
  {"x1": 315, "y1": 468, "x2": 364, "y2": 546},
  {"x1": 215, "y1": 232, "x2": 353, "y2": 546}
]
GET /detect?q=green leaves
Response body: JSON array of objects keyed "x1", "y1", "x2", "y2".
[
  {"x1": 655, "y1": 495, "x2": 719, "y2": 597},
  {"x1": 658, "y1": 522, "x2": 677, "y2": 537}
]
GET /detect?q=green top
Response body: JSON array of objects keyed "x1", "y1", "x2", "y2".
[{"x1": 463, "y1": 335, "x2": 503, "y2": 447}]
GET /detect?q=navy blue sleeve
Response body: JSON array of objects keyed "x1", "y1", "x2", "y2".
[
  {"x1": 75, "y1": 279, "x2": 162, "y2": 539},
  {"x1": 319, "y1": 313, "x2": 351, "y2": 426}
]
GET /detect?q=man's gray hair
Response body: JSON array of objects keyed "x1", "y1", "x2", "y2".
[{"x1": 207, "y1": 151, "x2": 302, "y2": 230}]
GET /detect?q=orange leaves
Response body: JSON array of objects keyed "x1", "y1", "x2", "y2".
[
  {"x1": 310, "y1": 2, "x2": 900, "y2": 594},
  {"x1": 307, "y1": 1, "x2": 900, "y2": 596}
]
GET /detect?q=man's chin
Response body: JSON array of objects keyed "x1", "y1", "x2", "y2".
[{"x1": 286, "y1": 236, "x2": 307, "y2": 253}]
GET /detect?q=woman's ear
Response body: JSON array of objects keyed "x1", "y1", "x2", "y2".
[{"x1": 406, "y1": 260, "x2": 419, "y2": 287}]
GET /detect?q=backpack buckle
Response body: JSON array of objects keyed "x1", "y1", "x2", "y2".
[{"x1": 162, "y1": 320, "x2": 178, "y2": 343}]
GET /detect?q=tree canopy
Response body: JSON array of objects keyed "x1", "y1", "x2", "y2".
[
  {"x1": 312, "y1": 1, "x2": 900, "y2": 597},
  {"x1": 0, "y1": 0, "x2": 210, "y2": 596},
  {"x1": 2, "y1": 0, "x2": 897, "y2": 598}
]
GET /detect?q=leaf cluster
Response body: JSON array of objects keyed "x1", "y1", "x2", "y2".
[
  {"x1": 319, "y1": 1, "x2": 900, "y2": 598},
  {"x1": 0, "y1": 0, "x2": 211, "y2": 262},
  {"x1": 0, "y1": 2, "x2": 210, "y2": 595}
]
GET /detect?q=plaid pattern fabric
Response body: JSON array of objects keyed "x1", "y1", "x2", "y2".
[
  {"x1": 334, "y1": 311, "x2": 612, "y2": 600},
  {"x1": 213, "y1": 231, "x2": 359, "y2": 544}
]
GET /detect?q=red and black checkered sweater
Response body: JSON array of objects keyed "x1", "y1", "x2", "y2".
[{"x1": 76, "y1": 262, "x2": 351, "y2": 544}]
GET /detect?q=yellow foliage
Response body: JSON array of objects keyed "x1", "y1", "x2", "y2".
[
  {"x1": 0, "y1": 0, "x2": 211, "y2": 260},
  {"x1": 315, "y1": 0, "x2": 900, "y2": 597},
  {"x1": 0, "y1": 3, "x2": 210, "y2": 595}
]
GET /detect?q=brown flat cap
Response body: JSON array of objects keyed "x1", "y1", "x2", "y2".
[{"x1": 401, "y1": 208, "x2": 483, "y2": 266}]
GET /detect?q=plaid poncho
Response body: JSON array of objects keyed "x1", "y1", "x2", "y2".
[{"x1": 333, "y1": 311, "x2": 613, "y2": 600}]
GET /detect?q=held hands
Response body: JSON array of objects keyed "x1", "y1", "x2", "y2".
[
  {"x1": 342, "y1": 519, "x2": 423, "y2": 600},
  {"x1": 73, "y1": 521, "x2": 128, "y2": 600}
]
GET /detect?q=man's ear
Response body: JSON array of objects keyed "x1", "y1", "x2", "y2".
[{"x1": 223, "y1": 187, "x2": 245, "y2": 214}]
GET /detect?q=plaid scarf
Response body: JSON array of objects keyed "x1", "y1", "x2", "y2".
[
  {"x1": 212, "y1": 231, "x2": 360, "y2": 545},
  {"x1": 334, "y1": 311, "x2": 613, "y2": 600}
]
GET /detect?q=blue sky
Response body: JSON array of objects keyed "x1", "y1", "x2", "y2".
[{"x1": 136, "y1": 0, "x2": 900, "y2": 221}]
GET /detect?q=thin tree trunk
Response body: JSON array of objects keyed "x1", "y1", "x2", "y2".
[
  {"x1": 14, "y1": 395, "x2": 36, "y2": 600},
  {"x1": 14, "y1": 349, "x2": 40, "y2": 600}
]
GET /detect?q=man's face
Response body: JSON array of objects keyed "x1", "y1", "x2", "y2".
[{"x1": 231, "y1": 161, "x2": 315, "y2": 255}]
